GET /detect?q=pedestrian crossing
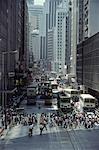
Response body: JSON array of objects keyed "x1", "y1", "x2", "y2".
[{"x1": 1, "y1": 111, "x2": 99, "y2": 144}]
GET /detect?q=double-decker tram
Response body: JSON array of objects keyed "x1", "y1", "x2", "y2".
[
  {"x1": 27, "y1": 84, "x2": 38, "y2": 105},
  {"x1": 79, "y1": 94, "x2": 96, "y2": 111},
  {"x1": 42, "y1": 86, "x2": 52, "y2": 105},
  {"x1": 43, "y1": 81, "x2": 50, "y2": 87},
  {"x1": 64, "y1": 88, "x2": 79, "y2": 102},
  {"x1": 51, "y1": 81, "x2": 58, "y2": 91},
  {"x1": 40, "y1": 81, "x2": 52, "y2": 105},
  {"x1": 59, "y1": 93, "x2": 72, "y2": 112}
]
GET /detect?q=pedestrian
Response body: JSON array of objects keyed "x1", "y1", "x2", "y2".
[
  {"x1": 39, "y1": 123, "x2": 43, "y2": 135},
  {"x1": 1, "y1": 118, "x2": 4, "y2": 127},
  {"x1": 43, "y1": 119, "x2": 47, "y2": 130},
  {"x1": 28, "y1": 124, "x2": 33, "y2": 136}
]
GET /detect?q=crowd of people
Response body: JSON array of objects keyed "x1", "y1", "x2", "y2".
[
  {"x1": 1, "y1": 109, "x2": 99, "y2": 136},
  {"x1": 50, "y1": 112, "x2": 99, "y2": 130}
]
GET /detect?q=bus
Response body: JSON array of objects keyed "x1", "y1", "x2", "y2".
[
  {"x1": 27, "y1": 84, "x2": 38, "y2": 105},
  {"x1": 51, "y1": 81, "x2": 58, "y2": 91},
  {"x1": 64, "y1": 88, "x2": 79, "y2": 102},
  {"x1": 59, "y1": 93, "x2": 72, "y2": 111},
  {"x1": 79, "y1": 94, "x2": 96, "y2": 111}
]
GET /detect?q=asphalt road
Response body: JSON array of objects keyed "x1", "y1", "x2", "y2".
[{"x1": 0, "y1": 100, "x2": 99, "y2": 150}]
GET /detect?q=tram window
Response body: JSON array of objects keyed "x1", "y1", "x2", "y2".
[
  {"x1": 90, "y1": 99, "x2": 95, "y2": 103},
  {"x1": 71, "y1": 91, "x2": 78, "y2": 94},
  {"x1": 85, "y1": 99, "x2": 89, "y2": 103},
  {"x1": 66, "y1": 99, "x2": 70, "y2": 103}
]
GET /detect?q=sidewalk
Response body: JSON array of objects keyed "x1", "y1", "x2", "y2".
[
  {"x1": 0, "y1": 125, "x2": 10, "y2": 140},
  {"x1": 0, "y1": 118, "x2": 11, "y2": 139}
]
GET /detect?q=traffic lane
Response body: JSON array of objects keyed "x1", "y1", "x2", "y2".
[
  {"x1": 1, "y1": 115, "x2": 99, "y2": 150},
  {"x1": 2, "y1": 129, "x2": 76, "y2": 150},
  {"x1": 2, "y1": 129, "x2": 99, "y2": 150},
  {"x1": 20, "y1": 101, "x2": 58, "y2": 114},
  {"x1": 70, "y1": 129, "x2": 99, "y2": 150}
]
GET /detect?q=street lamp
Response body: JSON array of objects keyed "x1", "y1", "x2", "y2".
[{"x1": 1, "y1": 50, "x2": 17, "y2": 129}]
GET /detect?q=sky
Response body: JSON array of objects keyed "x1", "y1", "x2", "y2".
[{"x1": 34, "y1": 0, "x2": 45, "y2": 5}]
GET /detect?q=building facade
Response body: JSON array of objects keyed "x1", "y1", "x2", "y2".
[
  {"x1": 53, "y1": 1, "x2": 69, "y2": 73},
  {"x1": 77, "y1": 0, "x2": 99, "y2": 43},
  {"x1": 77, "y1": 32, "x2": 99, "y2": 99},
  {"x1": 48, "y1": 0, "x2": 62, "y2": 29},
  {"x1": 0, "y1": 0, "x2": 29, "y2": 105},
  {"x1": 70, "y1": 0, "x2": 78, "y2": 76},
  {"x1": 28, "y1": 4, "x2": 44, "y2": 30},
  {"x1": 30, "y1": 30, "x2": 40, "y2": 61}
]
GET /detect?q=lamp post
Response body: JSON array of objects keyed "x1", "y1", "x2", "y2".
[{"x1": 1, "y1": 50, "x2": 17, "y2": 129}]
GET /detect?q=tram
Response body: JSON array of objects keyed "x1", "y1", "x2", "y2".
[
  {"x1": 64, "y1": 88, "x2": 79, "y2": 102},
  {"x1": 59, "y1": 93, "x2": 72, "y2": 111},
  {"x1": 27, "y1": 84, "x2": 38, "y2": 105},
  {"x1": 51, "y1": 81, "x2": 58, "y2": 91}
]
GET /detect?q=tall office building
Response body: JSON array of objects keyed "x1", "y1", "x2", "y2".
[
  {"x1": 42, "y1": 0, "x2": 62, "y2": 71},
  {"x1": 0, "y1": 0, "x2": 29, "y2": 105},
  {"x1": 83, "y1": 0, "x2": 99, "y2": 39},
  {"x1": 28, "y1": 5, "x2": 44, "y2": 30},
  {"x1": 24, "y1": 1, "x2": 29, "y2": 69},
  {"x1": 48, "y1": 0, "x2": 62, "y2": 29},
  {"x1": 70, "y1": 0, "x2": 78, "y2": 76},
  {"x1": 53, "y1": 0, "x2": 69, "y2": 73},
  {"x1": 76, "y1": 0, "x2": 99, "y2": 94},
  {"x1": 39, "y1": 1, "x2": 48, "y2": 71},
  {"x1": 62, "y1": 10, "x2": 71, "y2": 74},
  {"x1": 77, "y1": 0, "x2": 99, "y2": 43},
  {"x1": 77, "y1": 0, "x2": 84, "y2": 44},
  {"x1": 27, "y1": 4, "x2": 44, "y2": 67},
  {"x1": 30, "y1": 30, "x2": 40, "y2": 61},
  {"x1": 47, "y1": 29, "x2": 54, "y2": 71}
]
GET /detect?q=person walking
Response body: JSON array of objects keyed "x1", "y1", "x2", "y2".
[{"x1": 28, "y1": 124, "x2": 33, "y2": 136}]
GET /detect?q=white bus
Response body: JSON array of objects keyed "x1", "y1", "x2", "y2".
[
  {"x1": 64, "y1": 88, "x2": 79, "y2": 102},
  {"x1": 80, "y1": 94, "x2": 96, "y2": 111},
  {"x1": 27, "y1": 84, "x2": 38, "y2": 105},
  {"x1": 59, "y1": 93, "x2": 72, "y2": 110}
]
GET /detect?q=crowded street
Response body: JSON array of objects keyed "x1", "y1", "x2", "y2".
[{"x1": 0, "y1": 99, "x2": 99, "y2": 150}]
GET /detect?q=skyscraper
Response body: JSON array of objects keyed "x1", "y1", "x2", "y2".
[
  {"x1": 30, "y1": 30, "x2": 40, "y2": 61},
  {"x1": 70, "y1": 0, "x2": 78, "y2": 76},
  {"x1": 53, "y1": 0, "x2": 69, "y2": 73},
  {"x1": 0, "y1": 0, "x2": 29, "y2": 105},
  {"x1": 48, "y1": 0, "x2": 62, "y2": 29},
  {"x1": 77, "y1": 0, "x2": 99, "y2": 43}
]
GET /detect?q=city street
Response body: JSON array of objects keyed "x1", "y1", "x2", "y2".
[{"x1": 0, "y1": 100, "x2": 99, "y2": 150}]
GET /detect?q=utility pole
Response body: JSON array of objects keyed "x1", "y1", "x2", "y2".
[{"x1": 2, "y1": 53, "x2": 7, "y2": 129}]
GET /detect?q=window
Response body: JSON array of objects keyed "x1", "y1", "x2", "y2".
[
  {"x1": 90, "y1": 99, "x2": 95, "y2": 103},
  {"x1": 85, "y1": 99, "x2": 89, "y2": 103}
]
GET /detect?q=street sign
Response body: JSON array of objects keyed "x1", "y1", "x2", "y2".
[{"x1": 8, "y1": 72, "x2": 15, "y2": 77}]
